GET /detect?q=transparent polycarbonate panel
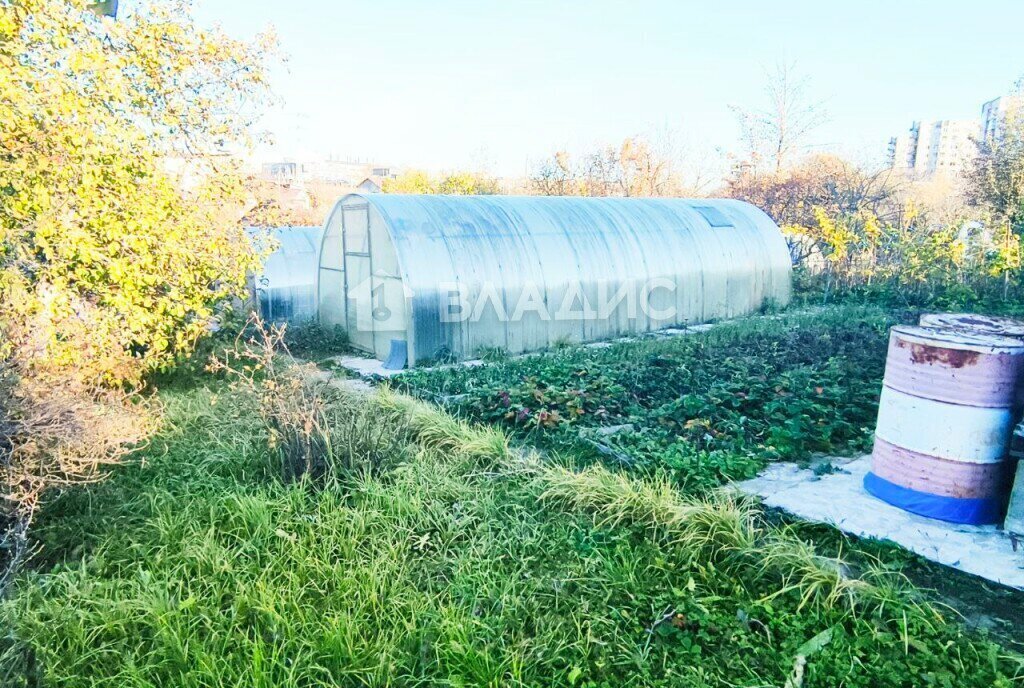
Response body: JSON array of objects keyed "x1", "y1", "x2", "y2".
[
  {"x1": 344, "y1": 203, "x2": 370, "y2": 254},
  {"x1": 345, "y1": 253, "x2": 373, "y2": 353},
  {"x1": 317, "y1": 195, "x2": 792, "y2": 365},
  {"x1": 370, "y1": 276, "x2": 409, "y2": 359},
  {"x1": 316, "y1": 208, "x2": 345, "y2": 328},
  {"x1": 318, "y1": 269, "x2": 345, "y2": 328},
  {"x1": 320, "y1": 207, "x2": 343, "y2": 270},
  {"x1": 339, "y1": 202, "x2": 375, "y2": 353},
  {"x1": 368, "y1": 206, "x2": 401, "y2": 278},
  {"x1": 693, "y1": 205, "x2": 733, "y2": 228},
  {"x1": 251, "y1": 226, "x2": 323, "y2": 325}
]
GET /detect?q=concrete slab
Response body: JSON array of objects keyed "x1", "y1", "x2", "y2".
[
  {"x1": 327, "y1": 354, "x2": 485, "y2": 381},
  {"x1": 329, "y1": 355, "x2": 404, "y2": 379},
  {"x1": 659, "y1": 323, "x2": 716, "y2": 337},
  {"x1": 304, "y1": 367, "x2": 373, "y2": 394},
  {"x1": 736, "y1": 456, "x2": 1024, "y2": 590}
]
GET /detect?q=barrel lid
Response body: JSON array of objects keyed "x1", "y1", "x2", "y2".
[
  {"x1": 891, "y1": 325, "x2": 1024, "y2": 354},
  {"x1": 919, "y1": 313, "x2": 1024, "y2": 338}
]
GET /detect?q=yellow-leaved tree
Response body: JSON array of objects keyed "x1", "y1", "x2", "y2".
[
  {"x1": 1, "y1": 0, "x2": 275, "y2": 385},
  {"x1": 382, "y1": 169, "x2": 501, "y2": 195},
  {"x1": 0, "y1": 0, "x2": 275, "y2": 581}
]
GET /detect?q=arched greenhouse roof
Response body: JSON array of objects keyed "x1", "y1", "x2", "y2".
[{"x1": 318, "y1": 194, "x2": 791, "y2": 366}]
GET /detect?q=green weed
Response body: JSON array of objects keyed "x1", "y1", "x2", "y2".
[
  {"x1": 395, "y1": 306, "x2": 896, "y2": 489},
  {"x1": 1, "y1": 382, "x2": 1019, "y2": 686}
]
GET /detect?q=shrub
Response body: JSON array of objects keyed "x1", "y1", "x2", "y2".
[
  {"x1": 790, "y1": 211, "x2": 1024, "y2": 309},
  {"x1": 210, "y1": 317, "x2": 404, "y2": 484},
  {"x1": 0, "y1": 338, "x2": 152, "y2": 593},
  {"x1": 0, "y1": 0, "x2": 273, "y2": 586},
  {"x1": 0, "y1": 0, "x2": 275, "y2": 387}
]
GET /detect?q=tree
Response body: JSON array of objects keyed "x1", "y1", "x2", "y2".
[
  {"x1": 531, "y1": 151, "x2": 584, "y2": 196},
  {"x1": 966, "y1": 117, "x2": 1024, "y2": 235},
  {"x1": 0, "y1": 0, "x2": 276, "y2": 387},
  {"x1": 381, "y1": 169, "x2": 500, "y2": 195},
  {"x1": 241, "y1": 178, "x2": 348, "y2": 228},
  {"x1": 531, "y1": 136, "x2": 683, "y2": 197},
  {"x1": 0, "y1": 0, "x2": 274, "y2": 582},
  {"x1": 725, "y1": 151, "x2": 1021, "y2": 303},
  {"x1": 731, "y1": 62, "x2": 827, "y2": 174},
  {"x1": 727, "y1": 154, "x2": 896, "y2": 230}
]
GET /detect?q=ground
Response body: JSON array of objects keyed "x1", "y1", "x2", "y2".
[{"x1": 1, "y1": 304, "x2": 1022, "y2": 686}]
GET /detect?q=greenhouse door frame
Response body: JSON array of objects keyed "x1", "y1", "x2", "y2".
[{"x1": 341, "y1": 201, "x2": 377, "y2": 355}]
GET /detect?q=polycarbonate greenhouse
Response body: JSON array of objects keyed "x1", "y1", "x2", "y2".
[
  {"x1": 317, "y1": 194, "x2": 792, "y2": 367},
  {"x1": 250, "y1": 226, "x2": 323, "y2": 324}
]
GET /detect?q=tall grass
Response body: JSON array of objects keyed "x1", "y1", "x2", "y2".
[
  {"x1": 1, "y1": 380, "x2": 1019, "y2": 686},
  {"x1": 209, "y1": 317, "x2": 407, "y2": 485}
]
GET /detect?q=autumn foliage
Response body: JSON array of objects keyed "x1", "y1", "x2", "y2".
[{"x1": 0, "y1": 0, "x2": 274, "y2": 570}]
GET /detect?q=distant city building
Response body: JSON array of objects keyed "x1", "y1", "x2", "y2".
[
  {"x1": 260, "y1": 157, "x2": 396, "y2": 187},
  {"x1": 262, "y1": 161, "x2": 301, "y2": 179},
  {"x1": 887, "y1": 130, "x2": 917, "y2": 170},
  {"x1": 888, "y1": 84, "x2": 1024, "y2": 176},
  {"x1": 887, "y1": 119, "x2": 979, "y2": 177},
  {"x1": 357, "y1": 177, "x2": 385, "y2": 193},
  {"x1": 981, "y1": 94, "x2": 1024, "y2": 142}
]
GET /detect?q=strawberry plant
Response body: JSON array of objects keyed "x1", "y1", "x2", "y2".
[{"x1": 395, "y1": 306, "x2": 895, "y2": 490}]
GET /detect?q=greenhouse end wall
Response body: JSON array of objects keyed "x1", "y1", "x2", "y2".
[
  {"x1": 249, "y1": 226, "x2": 323, "y2": 325},
  {"x1": 317, "y1": 194, "x2": 792, "y2": 366}
]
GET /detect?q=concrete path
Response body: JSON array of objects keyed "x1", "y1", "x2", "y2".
[{"x1": 737, "y1": 456, "x2": 1024, "y2": 590}]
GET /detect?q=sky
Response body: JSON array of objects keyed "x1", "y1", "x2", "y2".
[{"x1": 191, "y1": 0, "x2": 1024, "y2": 178}]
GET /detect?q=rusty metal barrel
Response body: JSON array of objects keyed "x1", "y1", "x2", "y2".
[
  {"x1": 864, "y1": 326, "x2": 1024, "y2": 524},
  {"x1": 920, "y1": 312, "x2": 1024, "y2": 528}
]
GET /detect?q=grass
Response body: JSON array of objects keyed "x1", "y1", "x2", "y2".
[
  {"x1": 393, "y1": 305, "x2": 902, "y2": 490},
  {"x1": 2, "y1": 376, "x2": 1022, "y2": 686}
]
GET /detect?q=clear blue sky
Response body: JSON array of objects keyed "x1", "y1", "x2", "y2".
[{"x1": 193, "y1": 0, "x2": 1024, "y2": 177}]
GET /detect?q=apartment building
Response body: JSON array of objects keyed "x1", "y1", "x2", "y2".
[
  {"x1": 981, "y1": 94, "x2": 1024, "y2": 142},
  {"x1": 887, "y1": 119, "x2": 979, "y2": 177},
  {"x1": 888, "y1": 83, "x2": 1024, "y2": 176}
]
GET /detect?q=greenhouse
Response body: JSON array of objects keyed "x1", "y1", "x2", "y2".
[
  {"x1": 317, "y1": 194, "x2": 792, "y2": 367},
  {"x1": 250, "y1": 225, "x2": 323, "y2": 324}
]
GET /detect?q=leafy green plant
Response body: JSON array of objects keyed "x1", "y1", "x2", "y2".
[
  {"x1": 0, "y1": 0, "x2": 276, "y2": 388},
  {"x1": 2, "y1": 380, "x2": 1019, "y2": 686},
  {"x1": 396, "y1": 306, "x2": 893, "y2": 489},
  {"x1": 282, "y1": 321, "x2": 351, "y2": 361}
]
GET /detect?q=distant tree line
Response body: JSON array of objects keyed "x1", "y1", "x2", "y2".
[{"x1": 382, "y1": 170, "x2": 502, "y2": 195}]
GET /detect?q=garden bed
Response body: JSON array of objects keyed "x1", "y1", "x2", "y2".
[{"x1": 393, "y1": 305, "x2": 899, "y2": 490}]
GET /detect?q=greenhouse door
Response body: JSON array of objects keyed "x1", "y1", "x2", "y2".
[{"x1": 342, "y1": 202, "x2": 375, "y2": 353}]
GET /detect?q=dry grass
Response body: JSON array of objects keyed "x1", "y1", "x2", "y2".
[
  {"x1": 0, "y1": 345, "x2": 153, "y2": 595},
  {"x1": 209, "y1": 317, "x2": 409, "y2": 484}
]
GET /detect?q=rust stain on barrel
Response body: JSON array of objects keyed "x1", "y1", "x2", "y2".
[
  {"x1": 895, "y1": 338, "x2": 980, "y2": 368},
  {"x1": 959, "y1": 316, "x2": 997, "y2": 327}
]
